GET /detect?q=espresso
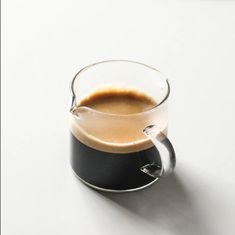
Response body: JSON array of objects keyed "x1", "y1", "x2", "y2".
[{"x1": 70, "y1": 89, "x2": 163, "y2": 190}]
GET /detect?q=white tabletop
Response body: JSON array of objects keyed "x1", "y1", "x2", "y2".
[{"x1": 2, "y1": 1, "x2": 235, "y2": 234}]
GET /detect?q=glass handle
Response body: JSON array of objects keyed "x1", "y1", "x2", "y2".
[{"x1": 141, "y1": 125, "x2": 176, "y2": 178}]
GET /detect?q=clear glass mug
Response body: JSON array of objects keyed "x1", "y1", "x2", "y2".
[{"x1": 70, "y1": 60, "x2": 176, "y2": 192}]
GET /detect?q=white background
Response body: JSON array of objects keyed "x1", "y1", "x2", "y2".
[{"x1": 2, "y1": 0, "x2": 235, "y2": 235}]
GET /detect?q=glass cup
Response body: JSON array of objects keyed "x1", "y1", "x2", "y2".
[{"x1": 70, "y1": 60, "x2": 176, "y2": 192}]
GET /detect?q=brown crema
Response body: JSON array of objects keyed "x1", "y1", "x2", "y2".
[
  {"x1": 78, "y1": 88, "x2": 157, "y2": 115},
  {"x1": 70, "y1": 88, "x2": 166, "y2": 153}
]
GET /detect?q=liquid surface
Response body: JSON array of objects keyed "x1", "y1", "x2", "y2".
[
  {"x1": 70, "y1": 88, "x2": 167, "y2": 153},
  {"x1": 78, "y1": 89, "x2": 157, "y2": 114}
]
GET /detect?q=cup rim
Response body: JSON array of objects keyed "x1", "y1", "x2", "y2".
[{"x1": 70, "y1": 60, "x2": 170, "y2": 117}]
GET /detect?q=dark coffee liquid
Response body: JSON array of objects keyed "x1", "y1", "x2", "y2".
[
  {"x1": 70, "y1": 89, "x2": 161, "y2": 190},
  {"x1": 71, "y1": 134, "x2": 159, "y2": 190}
]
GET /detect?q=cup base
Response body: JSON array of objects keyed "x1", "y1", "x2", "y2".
[{"x1": 72, "y1": 169, "x2": 159, "y2": 193}]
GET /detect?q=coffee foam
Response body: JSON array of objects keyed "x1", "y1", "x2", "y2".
[
  {"x1": 70, "y1": 88, "x2": 168, "y2": 153},
  {"x1": 78, "y1": 88, "x2": 156, "y2": 115},
  {"x1": 70, "y1": 115, "x2": 168, "y2": 154}
]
